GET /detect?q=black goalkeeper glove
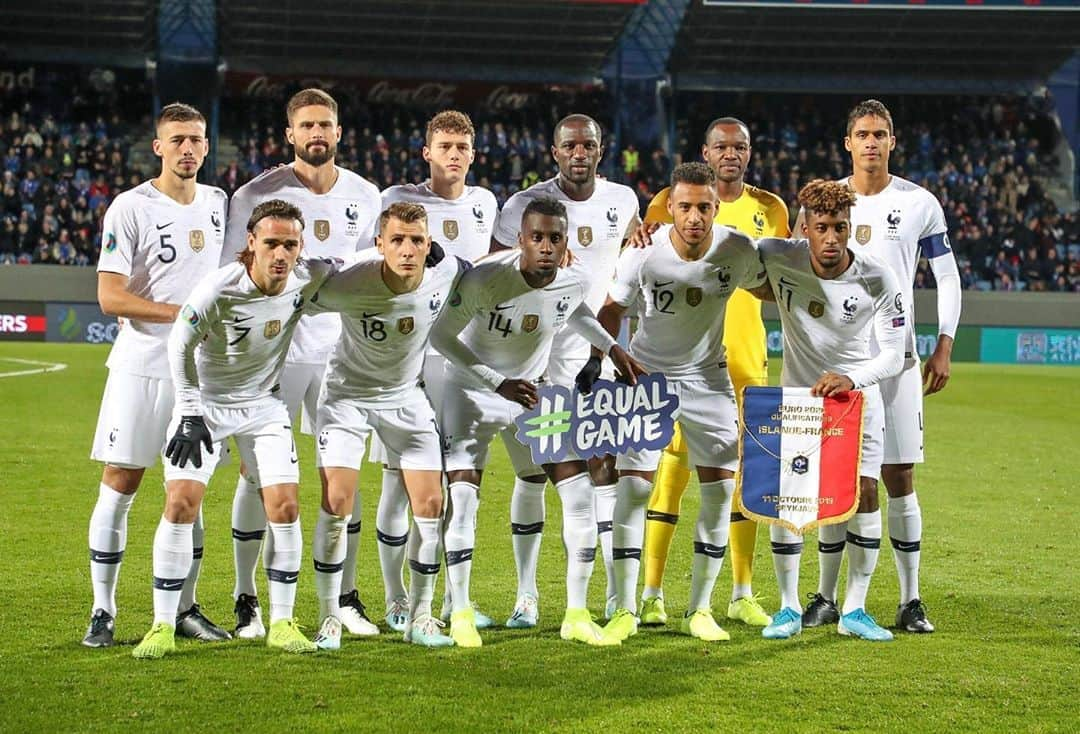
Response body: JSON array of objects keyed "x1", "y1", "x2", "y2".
[
  {"x1": 425, "y1": 240, "x2": 446, "y2": 267},
  {"x1": 575, "y1": 355, "x2": 603, "y2": 394},
  {"x1": 165, "y1": 415, "x2": 214, "y2": 469}
]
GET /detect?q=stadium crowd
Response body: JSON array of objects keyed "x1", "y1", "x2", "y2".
[{"x1": 1, "y1": 74, "x2": 1077, "y2": 292}]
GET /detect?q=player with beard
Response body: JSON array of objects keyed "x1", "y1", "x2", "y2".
[
  {"x1": 491, "y1": 114, "x2": 640, "y2": 627},
  {"x1": 83, "y1": 103, "x2": 229, "y2": 648},
  {"x1": 221, "y1": 89, "x2": 382, "y2": 640}
]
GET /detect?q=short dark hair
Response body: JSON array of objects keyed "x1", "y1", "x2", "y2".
[
  {"x1": 704, "y1": 116, "x2": 750, "y2": 142},
  {"x1": 247, "y1": 199, "x2": 305, "y2": 234},
  {"x1": 797, "y1": 179, "x2": 857, "y2": 216},
  {"x1": 379, "y1": 201, "x2": 428, "y2": 231},
  {"x1": 553, "y1": 114, "x2": 602, "y2": 143},
  {"x1": 156, "y1": 102, "x2": 205, "y2": 130},
  {"x1": 671, "y1": 161, "x2": 716, "y2": 189},
  {"x1": 287, "y1": 88, "x2": 338, "y2": 123},
  {"x1": 521, "y1": 197, "x2": 568, "y2": 228},
  {"x1": 846, "y1": 99, "x2": 893, "y2": 136}
]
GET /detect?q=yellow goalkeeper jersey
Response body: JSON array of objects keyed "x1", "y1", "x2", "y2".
[{"x1": 645, "y1": 183, "x2": 790, "y2": 386}]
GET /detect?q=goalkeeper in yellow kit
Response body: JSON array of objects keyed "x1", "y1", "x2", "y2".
[{"x1": 638, "y1": 118, "x2": 789, "y2": 627}]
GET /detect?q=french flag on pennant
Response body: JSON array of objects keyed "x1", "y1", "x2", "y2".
[{"x1": 738, "y1": 386, "x2": 864, "y2": 534}]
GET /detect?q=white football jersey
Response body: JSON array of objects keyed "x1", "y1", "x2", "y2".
[
  {"x1": 609, "y1": 225, "x2": 765, "y2": 381},
  {"x1": 311, "y1": 253, "x2": 467, "y2": 407},
  {"x1": 842, "y1": 175, "x2": 953, "y2": 356},
  {"x1": 494, "y1": 177, "x2": 639, "y2": 374},
  {"x1": 169, "y1": 259, "x2": 337, "y2": 414},
  {"x1": 223, "y1": 164, "x2": 381, "y2": 364},
  {"x1": 432, "y1": 249, "x2": 594, "y2": 390},
  {"x1": 758, "y1": 238, "x2": 906, "y2": 390},
  {"x1": 381, "y1": 182, "x2": 496, "y2": 264},
  {"x1": 98, "y1": 180, "x2": 227, "y2": 379}
]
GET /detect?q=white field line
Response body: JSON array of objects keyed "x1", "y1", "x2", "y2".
[{"x1": 0, "y1": 357, "x2": 69, "y2": 378}]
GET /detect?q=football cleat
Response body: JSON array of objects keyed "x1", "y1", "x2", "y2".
[
  {"x1": 727, "y1": 595, "x2": 772, "y2": 627},
  {"x1": 338, "y1": 590, "x2": 380, "y2": 636},
  {"x1": 680, "y1": 609, "x2": 730, "y2": 642},
  {"x1": 560, "y1": 608, "x2": 619, "y2": 646},
  {"x1": 132, "y1": 622, "x2": 176, "y2": 660},
  {"x1": 838, "y1": 608, "x2": 894, "y2": 642},
  {"x1": 802, "y1": 593, "x2": 840, "y2": 628},
  {"x1": 602, "y1": 608, "x2": 639, "y2": 643},
  {"x1": 82, "y1": 609, "x2": 115, "y2": 648},
  {"x1": 267, "y1": 618, "x2": 317, "y2": 653},
  {"x1": 762, "y1": 607, "x2": 803, "y2": 640},
  {"x1": 313, "y1": 615, "x2": 342, "y2": 651},
  {"x1": 449, "y1": 607, "x2": 482, "y2": 648},
  {"x1": 505, "y1": 593, "x2": 539, "y2": 629},
  {"x1": 385, "y1": 596, "x2": 409, "y2": 632},
  {"x1": 404, "y1": 613, "x2": 455, "y2": 647},
  {"x1": 604, "y1": 595, "x2": 618, "y2": 621},
  {"x1": 896, "y1": 599, "x2": 935, "y2": 633},
  {"x1": 639, "y1": 596, "x2": 668, "y2": 626},
  {"x1": 234, "y1": 594, "x2": 266, "y2": 639},
  {"x1": 441, "y1": 602, "x2": 494, "y2": 630},
  {"x1": 176, "y1": 604, "x2": 232, "y2": 641}
]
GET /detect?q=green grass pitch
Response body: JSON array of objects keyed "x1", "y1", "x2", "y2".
[{"x1": 0, "y1": 343, "x2": 1075, "y2": 732}]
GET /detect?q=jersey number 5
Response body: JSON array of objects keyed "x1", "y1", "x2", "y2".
[{"x1": 158, "y1": 234, "x2": 176, "y2": 264}]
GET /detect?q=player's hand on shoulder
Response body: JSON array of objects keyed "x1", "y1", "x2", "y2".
[
  {"x1": 628, "y1": 220, "x2": 661, "y2": 249},
  {"x1": 165, "y1": 415, "x2": 214, "y2": 468},
  {"x1": 496, "y1": 379, "x2": 538, "y2": 409},
  {"x1": 426, "y1": 240, "x2": 446, "y2": 267},
  {"x1": 811, "y1": 372, "x2": 854, "y2": 398}
]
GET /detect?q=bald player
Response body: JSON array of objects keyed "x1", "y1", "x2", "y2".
[{"x1": 636, "y1": 117, "x2": 789, "y2": 628}]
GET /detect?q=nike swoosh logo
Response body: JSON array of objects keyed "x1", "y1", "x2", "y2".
[
  {"x1": 233, "y1": 315, "x2": 254, "y2": 323},
  {"x1": 362, "y1": 312, "x2": 382, "y2": 319},
  {"x1": 494, "y1": 303, "x2": 513, "y2": 311},
  {"x1": 290, "y1": 457, "x2": 298, "y2": 464},
  {"x1": 654, "y1": 280, "x2": 673, "y2": 287},
  {"x1": 156, "y1": 222, "x2": 173, "y2": 230},
  {"x1": 161, "y1": 580, "x2": 183, "y2": 590},
  {"x1": 779, "y1": 277, "x2": 797, "y2": 288}
]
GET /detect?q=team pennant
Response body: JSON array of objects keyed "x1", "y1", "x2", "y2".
[{"x1": 737, "y1": 386, "x2": 864, "y2": 534}]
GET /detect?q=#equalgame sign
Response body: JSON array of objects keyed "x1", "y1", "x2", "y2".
[
  {"x1": 514, "y1": 374, "x2": 679, "y2": 465},
  {"x1": 738, "y1": 386, "x2": 864, "y2": 534}
]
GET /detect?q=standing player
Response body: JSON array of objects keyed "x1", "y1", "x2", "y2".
[
  {"x1": 593, "y1": 163, "x2": 769, "y2": 644},
  {"x1": 756, "y1": 179, "x2": 906, "y2": 642},
  {"x1": 222, "y1": 88, "x2": 382, "y2": 639},
  {"x1": 84, "y1": 103, "x2": 229, "y2": 647},
  {"x1": 491, "y1": 114, "x2": 640, "y2": 625},
  {"x1": 803, "y1": 100, "x2": 960, "y2": 633},
  {"x1": 375, "y1": 111, "x2": 498, "y2": 631},
  {"x1": 432, "y1": 198, "x2": 642, "y2": 647},
  {"x1": 305, "y1": 202, "x2": 466, "y2": 650},
  {"x1": 132, "y1": 200, "x2": 338, "y2": 659},
  {"x1": 636, "y1": 117, "x2": 789, "y2": 628}
]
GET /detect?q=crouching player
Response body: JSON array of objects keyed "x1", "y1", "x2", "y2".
[
  {"x1": 132, "y1": 200, "x2": 336, "y2": 658},
  {"x1": 756, "y1": 180, "x2": 905, "y2": 642},
  {"x1": 305, "y1": 202, "x2": 467, "y2": 649},
  {"x1": 593, "y1": 163, "x2": 771, "y2": 644},
  {"x1": 431, "y1": 197, "x2": 643, "y2": 647}
]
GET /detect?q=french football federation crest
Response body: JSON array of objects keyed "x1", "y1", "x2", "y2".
[
  {"x1": 606, "y1": 208, "x2": 618, "y2": 224},
  {"x1": 808, "y1": 301, "x2": 825, "y2": 318},
  {"x1": 753, "y1": 211, "x2": 766, "y2": 232},
  {"x1": 577, "y1": 226, "x2": 593, "y2": 247},
  {"x1": 346, "y1": 204, "x2": 359, "y2": 221},
  {"x1": 443, "y1": 219, "x2": 460, "y2": 241},
  {"x1": 855, "y1": 225, "x2": 871, "y2": 245},
  {"x1": 264, "y1": 320, "x2": 281, "y2": 338},
  {"x1": 686, "y1": 287, "x2": 703, "y2": 307},
  {"x1": 189, "y1": 230, "x2": 205, "y2": 252},
  {"x1": 397, "y1": 317, "x2": 414, "y2": 334},
  {"x1": 522, "y1": 314, "x2": 540, "y2": 333},
  {"x1": 314, "y1": 220, "x2": 330, "y2": 241},
  {"x1": 792, "y1": 455, "x2": 809, "y2": 475},
  {"x1": 211, "y1": 212, "x2": 221, "y2": 228},
  {"x1": 472, "y1": 205, "x2": 484, "y2": 220}
]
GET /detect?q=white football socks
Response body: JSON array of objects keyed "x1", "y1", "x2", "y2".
[
  {"x1": 375, "y1": 468, "x2": 410, "y2": 605},
  {"x1": 88, "y1": 483, "x2": 134, "y2": 617},
  {"x1": 555, "y1": 473, "x2": 597, "y2": 610},
  {"x1": 888, "y1": 492, "x2": 923, "y2": 605},
  {"x1": 152, "y1": 517, "x2": 192, "y2": 626},
  {"x1": 510, "y1": 477, "x2": 545, "y2": 600},
  {"x1": 312, "y1": 508, "x2": 348, "y2": 620},
  {"x1": 444, "y1": 481, "x2": 479, "y2": 613},
  {"x1": 843, "y1": 511, "x2": 882, "y2": 615},
  {"x1": 266, "y1": 520, "x2": 302, "y2": 624},
  {"x1": 687, "y1": 479, "x2": 734, "y2": 612},
  {"x1": 231, "y1": 474, "x2": 265, "y2": 599},
  {"x1": 612, "y1": 474, "x2": 652, "y2": 613}
]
